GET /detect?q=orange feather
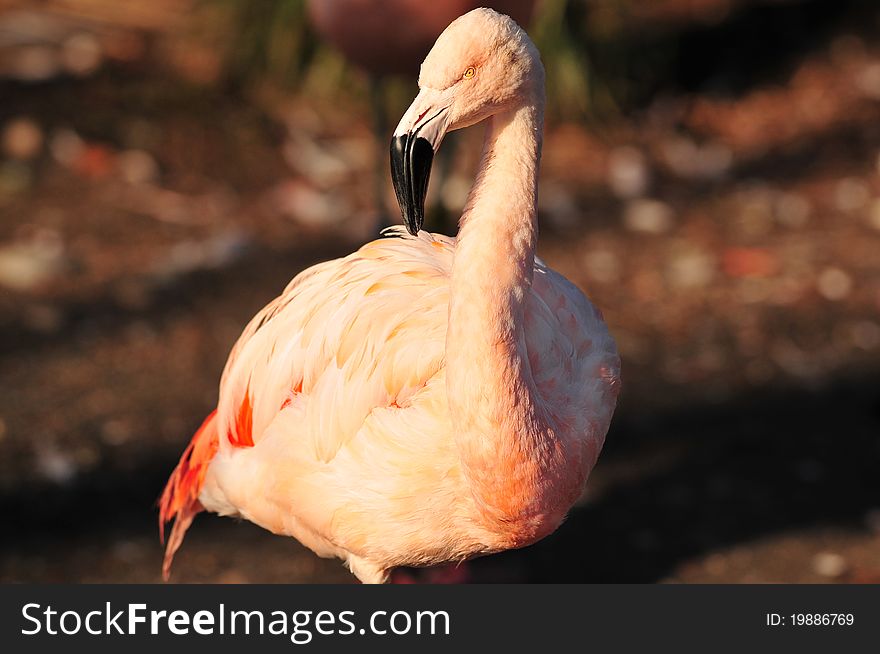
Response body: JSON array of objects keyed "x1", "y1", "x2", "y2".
[
  {"x1": 158, "y1": 410, "x2": 219, "y2": 580},
  {"x1": 228, "y1": 391, "x2": 254, "y2": 447}
]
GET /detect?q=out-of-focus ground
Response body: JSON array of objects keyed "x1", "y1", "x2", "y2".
[{"x1": 1, "y1": 0, "x2": 879, "y2": 583}]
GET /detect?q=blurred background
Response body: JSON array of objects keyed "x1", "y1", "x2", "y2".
[{"x1": 1, "y1": 0, "x2": 879, "y2": 583}]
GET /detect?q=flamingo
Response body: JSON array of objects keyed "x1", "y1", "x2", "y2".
[{"x1": 159, "y1": 8, "x2": 619, "y2": 584}]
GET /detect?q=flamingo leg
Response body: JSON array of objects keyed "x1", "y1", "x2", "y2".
[
  {"x1": 390, "y1": 563, "x2": 471, "y2": 584},
  {"x1": 369, "y1": 74, "x2": 393, "y2": 231}
]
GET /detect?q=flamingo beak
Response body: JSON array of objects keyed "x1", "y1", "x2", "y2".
[{"x1": 390, "y1": 89, "x2": 451, "y2": 236}]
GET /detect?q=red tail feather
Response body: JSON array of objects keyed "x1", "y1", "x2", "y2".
[{"x1": 158, "y1": 410, "x2": 219, "y2": 580}]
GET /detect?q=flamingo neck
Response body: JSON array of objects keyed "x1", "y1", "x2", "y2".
[{"x1": 446, "y1": 99, "x2": 565, "y2": 539}]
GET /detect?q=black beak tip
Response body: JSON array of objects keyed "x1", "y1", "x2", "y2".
[{"x1": 389, "y1": 133, "x2": 434, "y2": 237}]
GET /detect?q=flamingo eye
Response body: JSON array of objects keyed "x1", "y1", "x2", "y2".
[{"x1": 463, "y1": 66, "x2": 476, "y2": 80}]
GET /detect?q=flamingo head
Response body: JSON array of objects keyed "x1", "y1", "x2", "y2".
[{"x1": 390, "y1": 7, "x2": 544, "y2": 235}]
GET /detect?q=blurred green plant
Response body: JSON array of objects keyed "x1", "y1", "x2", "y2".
[
  {"x1": 532, "y1": 0, "x2": 679, "y2": 121},
  {"x1": 212, "y1": 0, "x2": 317, "y2": 88},
  {"x1": 532, "y1": 0, "x2": 608, "y2": 120}
]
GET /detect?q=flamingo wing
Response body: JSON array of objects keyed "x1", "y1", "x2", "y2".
[
  {"x1": 215, "y1": 228, "x2": 455, "y2": 463},
  {"x1": 525, "y1": 261, "x2": 620, "y2": 435}
]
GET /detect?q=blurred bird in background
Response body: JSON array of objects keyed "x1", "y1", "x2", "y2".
[{"x1": 307, "y1": 0, "x2": 537, "y2": 225}]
